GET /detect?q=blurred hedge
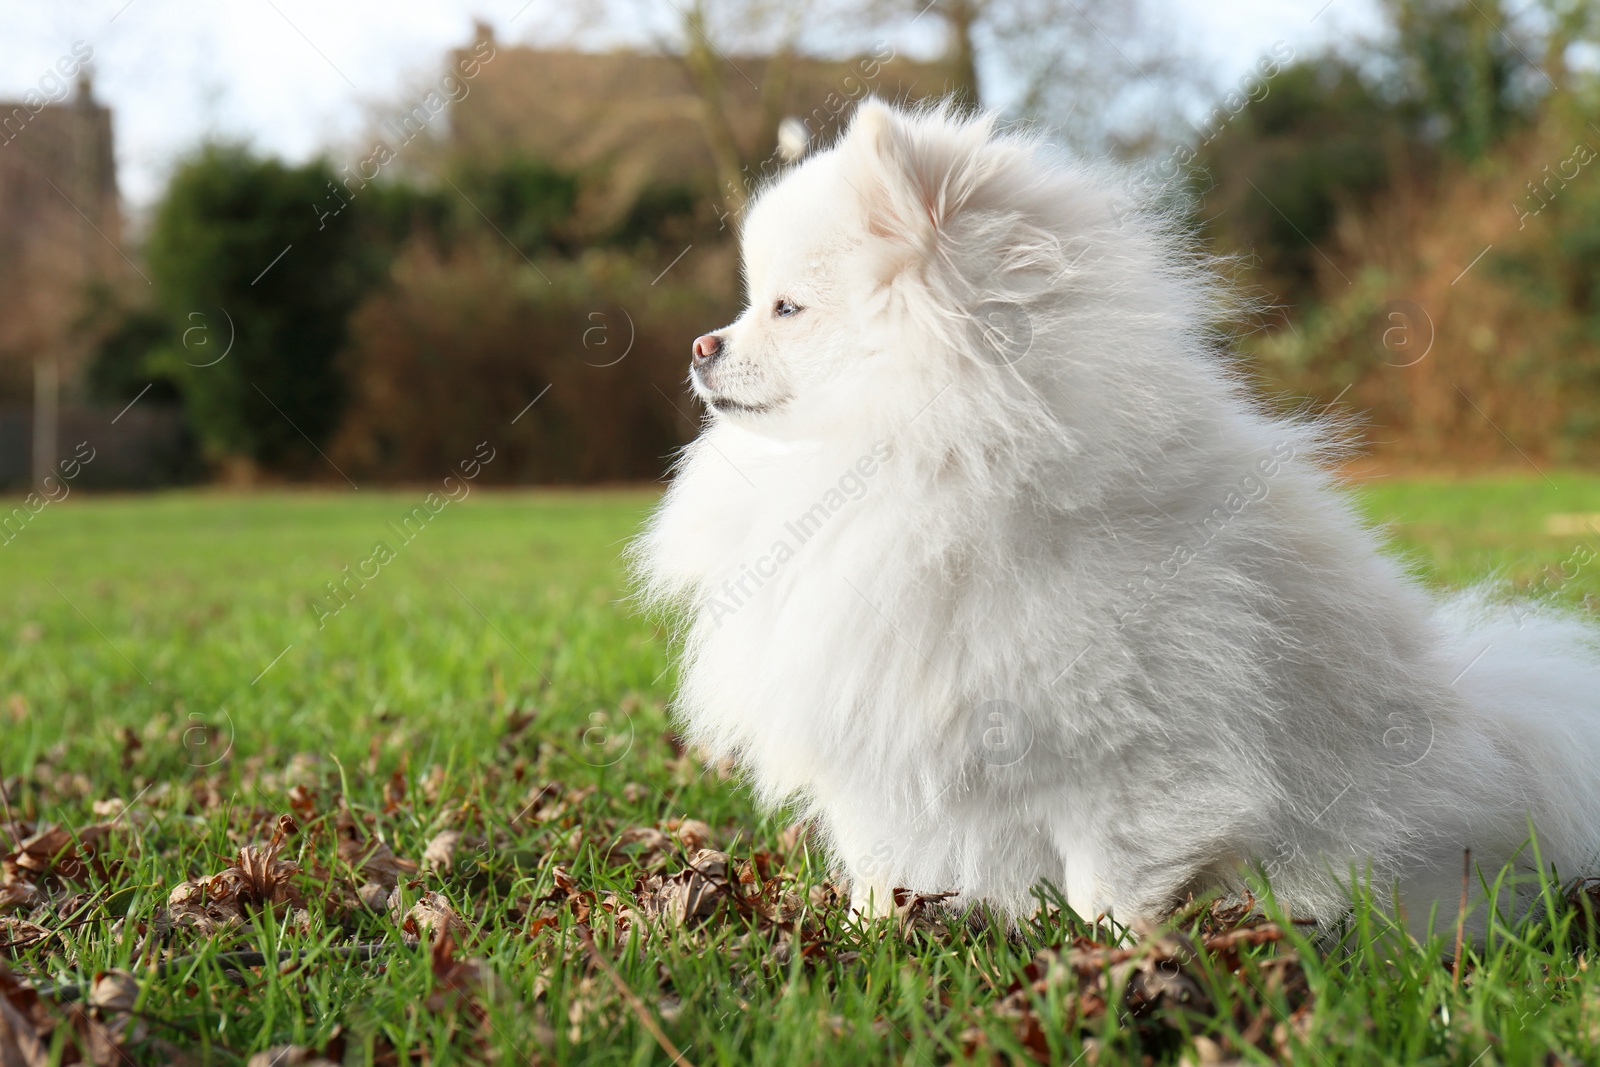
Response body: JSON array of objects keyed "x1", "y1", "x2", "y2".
[
  {"x1": 79, "y1": 0, "x2": 1600, "y2": 480},
  {"x1": 139, "y1": 146, "x2": 380, "y2": 472},
  {"x1": 1194, "y1": 0, "x2": 1600, "y2": 466},
  {"x1": 85, "y1": 141, "x2": 731, "y2": 484},
  {"x1": 330, "y1": 240, "x2": 733, "y2": 483}
]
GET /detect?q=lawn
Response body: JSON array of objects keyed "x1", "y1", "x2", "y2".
[{"x1": 2, "y1": 475, "x2": 1599, "y2": 1065}]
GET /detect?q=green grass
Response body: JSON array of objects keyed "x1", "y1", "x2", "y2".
[{"x1": 2, "y1": 475, "x2": 1599, "y2": 1065}]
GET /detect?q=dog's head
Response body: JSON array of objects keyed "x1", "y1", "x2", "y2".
[
  {"x1": 687, "y1": 96, "x2": 1218, "y2": 511},
  {"x1": 690, "y1": 99, "x2": 1053, "y2": 437}
]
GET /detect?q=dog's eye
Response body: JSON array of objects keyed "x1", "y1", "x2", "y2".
[{"x1": 773, "y1": 298, "x2": 802, "y2": 318}]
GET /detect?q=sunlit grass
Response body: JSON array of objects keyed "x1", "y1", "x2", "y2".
[{"x1": 1, "y1": 476, "x2": 1598, "y2": 1064}]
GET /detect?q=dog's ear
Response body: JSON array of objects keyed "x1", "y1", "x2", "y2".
[{"x1": 838, "y1": 98, "x2": 991, "y2": 251}]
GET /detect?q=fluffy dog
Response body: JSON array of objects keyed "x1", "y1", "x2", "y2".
[{"x1": 635, "y1": 99, "x2": 1600, "y2": 932}]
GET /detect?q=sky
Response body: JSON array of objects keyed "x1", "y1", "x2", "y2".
[{"x1": 0, "y1": 0, "x2": 1382, "y2": 214}]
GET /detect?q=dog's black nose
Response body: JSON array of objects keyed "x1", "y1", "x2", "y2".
[{"x1": 692, "y1": 333, "x2": 723, "y2": 367}]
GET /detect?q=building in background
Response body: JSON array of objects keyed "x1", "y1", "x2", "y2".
[
  {"x1": 0, "y1": 75, "x2": 124, "y2": 488},
  {"x1": 446, "y1": 23, "x2": 955, "y2": 231}
]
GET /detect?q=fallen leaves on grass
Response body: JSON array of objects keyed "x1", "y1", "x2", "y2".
[
  {"x1": 892, "y1": 887, "x2": 961, "y2": 933},
  {"x1": 0, "y1": 918, "x2": 51, "y2": 954},
  {"x1": 603, "y1": 818, "x2": 709, "y2": 867},
  {"x1": 391, "y1": 889, "x2": 471, "y2": 944},
  {"x1": 421, "y1": 830, "x2": 463, "y2": 872},
  {"x1": 381, "y1": 767, "x2": 408, "y2": 814},
  {"x1": 669, "y1": 818, "x2": 713, "y2": 852},
  {"x1": 335, "y1": 809, "x2": 419, "y2": 892},
  {"x1": 373, "y1": 926, "x2": 530, "y2": 1065},
  {"x1": 0, "y1": 879, "x2": 33, "y2": 914},
  {"x1": 2, "y1": 823, "x2": 129, "y2": 935},
  {"x1": 546, "y1": 841, "x2": 817, "y2": 938},
  {"x1": 606, "y1": 827, "x2": 672, "y2": 867},
  {"x1": 577, "y1": 924, "x2": 698, "y2": 1067},
  {"x1": 533, "y1": 835, "x2": 847, "y2": 998},
  {"x1": 635, "y1": 848, "x2": 729, "y2": 926},
  {"x1": 0, "y1": 960, "x2": 141, "y2": 1066},
  {"x1": 961, "y1": 920, "x2": 1311, "y2": 1064},
  {"x1": 168, "y1": 815, "x2": 304, "y2": 937},
  {"x1": 2, "y1": 824, "x2": 122, "y2": 912}
]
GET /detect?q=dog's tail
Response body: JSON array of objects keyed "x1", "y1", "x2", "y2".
[{"x1": 1436, "y1": 588, "x2": 1600, "y2": 885}]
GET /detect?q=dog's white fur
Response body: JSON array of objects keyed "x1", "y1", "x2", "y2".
[{"x1": 634, "y1": 99, "x2": 1600, "y2": 931}]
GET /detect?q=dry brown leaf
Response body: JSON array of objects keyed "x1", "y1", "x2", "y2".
[
  {"x1": 544, "y1": 866, "x2": 598, "y2": 924},
  {"x1": 0, "y1": 958, "x2": 136, "y2": 1067},
  {"x1": 891, "y1": 887, "x2": 959, "y2": 929},
  {"x1": 168, "y1": 817, "x2": 301, "y2": 937},
  {"x1": 12, "y1": 827, "x2": 89, "y2": 882},
  {"x1": 86, "y1": 972, "x2": 138, "y2": 1016},
  {"x1": 636, "y1": 849, "x2": 730, "y2": 927},
  {"x1": 335, "y1": 811, "x2": 418, "y2": 890},
  {"x1": 356, "y1": 883, "x2": 390, "y2": 912},
  {"x1": 343, "y1": 838, "x2": 417, "y2": 888},
  {"x1": 87, "y1": 800, "x2": 133, "y2": 822},
  {"x1": 514, "y1": 783, "x2": 562, "y2": 826},
  {"x1": 0, "y1": 919, "x2": 49, "y2": 952},
  {"x1": 519, "y1": 783, "x2": 597, "y2": 827},
  {"x1": 381, "y1": 768, "x2": 408, "y2": 814},
  {"x1": 673, "y1": 820, "x2": 712, "y2": 852},
  {"x1": 245, "y1": 1027, "x2": 345, "y2": 1067},
  {"x1": 232, "y1": 837, "x2": 302, "y2": 905},
  {"x1": 963, "y1": 920, "x2": 1309, "y2": 1064},
  {"x1": 808, "y1": 881, "x2": 843, "y2": 909},
  {"x1": 421, "y1": 831, "x2": 462, "y2": 873},
  {"x1": 167, "y1": 879, "x2": 244, "y2": 939},
  {"x1": 418, "y1": 765, "x2": 451, "y2": 806},
  {"x1": 390, "y1": 889, "x2": 470, "y2": 944},
  {"x1": 1179, "y1": 1035, "x2": 1245, "y2": 1066},
  {"x1": 286, "y1": 784, "x2": 318, "y2": 822},
  {"x1": 0, "y1": 991, "x2": 49, "y2": 1067},
  {"x1": 116, "y1": 729, "x2": 142, "y2": 773},
  {"x1": 609, "y1": 827, "x2": 671, "y2": 866}
]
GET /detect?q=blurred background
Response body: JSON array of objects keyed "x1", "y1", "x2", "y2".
[{"x1": 1, "y1": 0, "x2": 1598, "y2": 493}]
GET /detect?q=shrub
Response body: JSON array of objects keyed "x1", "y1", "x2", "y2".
[
  {"x1": 331, "y1": 239, "x2": 735, "y2": 483},
  {"x1": 143, "y1": 144, "x2": 377, "y2": 471}
]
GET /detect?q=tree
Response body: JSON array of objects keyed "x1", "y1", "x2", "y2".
[
  {"x1": 648, "y1": 0, "x2": 807, "y2": 216},
  {"x1": 1193, "y1": 55, "x2": 1419, "y2": 301},
  {"x1": 1381, "y1": 0, "x2": 1537, "y2": 160},
  {"x1": 902, "y1": 0, "x2": 1210, "y2": 155},
  {"x1": 1193, "y1": 0, "x2": 1578, "y2": 303},
  {"x1": 143, "y1": 145, "x2": 376, "y2": 472},
  {"x1": 1536, "y1": 0, "x2": 1600, "y2": 89}
]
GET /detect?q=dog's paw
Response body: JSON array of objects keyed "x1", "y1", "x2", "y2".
[{"x1": 847, "y1": 882, "x2": 896, "y2": 924}]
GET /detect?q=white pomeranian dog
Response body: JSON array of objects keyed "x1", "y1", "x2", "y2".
[{"x1": 634, "y1": 99, "x2": 1600, "y2": 933}]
